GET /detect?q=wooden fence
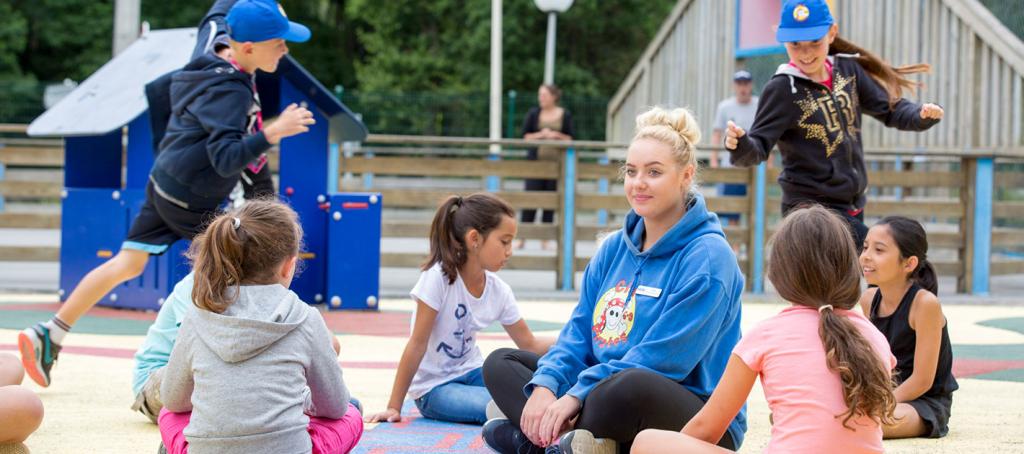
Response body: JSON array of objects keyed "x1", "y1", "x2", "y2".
[{"x1": 2, "y1": 124, "x2": 1023, "y2": 293}]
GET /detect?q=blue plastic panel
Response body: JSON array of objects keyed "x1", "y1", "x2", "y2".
[
  {"x1": 326, "y1": 193, "x2": 382, "y2": 311},
  {"x1": 126, "y1": 112, "x2": 154, "y2": 190},
  {"x1": 59, "y1": 188, "x2": 189, "y2": 311},
  {"x1": 64, "y1": 131, "x2": 122, "y2": 188},
  {"x1": 60, "y1": 189, "x2": 128, "y2": 300},
  {"x1": 278, "y1": 79, "x2": 330, "y2": 304}
]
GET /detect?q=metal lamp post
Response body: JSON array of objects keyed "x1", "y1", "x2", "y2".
[{"x1": 533, "y1": 0, "x2": 574, "y2": 85}]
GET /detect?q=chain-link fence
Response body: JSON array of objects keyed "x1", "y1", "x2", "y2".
[{"x1": 339, "y1": 90, "x2": 609, "y2": 140}]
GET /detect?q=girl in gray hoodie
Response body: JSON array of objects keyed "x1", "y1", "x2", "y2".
[{"x1": 158, "y1": 200, "x2": 363, "y2": 454}]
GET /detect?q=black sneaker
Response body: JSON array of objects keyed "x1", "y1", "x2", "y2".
[
  {"x1": 558, "y1": 429, "x2": 618, "y2": 454},
  {"x1": 18, "y1": 323, "x2": 62, "y2": 387},
  {"x1": 482, "y1": 418, "x2": 545, "y2": 454}
]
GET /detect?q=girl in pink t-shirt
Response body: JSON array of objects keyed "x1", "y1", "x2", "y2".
[{"x1": 632, "y1": 205, "x2": 897, "y2": 454}]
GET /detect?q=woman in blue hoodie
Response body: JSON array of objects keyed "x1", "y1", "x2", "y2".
[{"x1": 481, "y1": 107, "x2": 746, "y2": 454}]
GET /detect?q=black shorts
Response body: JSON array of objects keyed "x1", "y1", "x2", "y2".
[
  {"x1": 122, "y1": 182, "x2": 220, "y2": 255},
  {"x1": 907, "y1": 393, "x2": 953, "y2": 438},
  {"x1": 781, "y1": 200, "x2": 868, "y2": 250}
]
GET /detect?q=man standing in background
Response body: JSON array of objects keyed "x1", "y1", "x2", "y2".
[{"x1": 710, "y1": 70, "x2": 760, "y2": 227}]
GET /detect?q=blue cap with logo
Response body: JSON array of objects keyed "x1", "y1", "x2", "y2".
[
  {"x1": 776, "y1": 0, "x2": 834, "y2": 43},
  {"x1": 227, "y1": 0, "x2": 311, "y2": 43}
]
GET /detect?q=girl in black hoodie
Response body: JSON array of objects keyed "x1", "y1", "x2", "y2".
[{"x1": 725, "y1": 0, "x2": 943, "y2": 247}]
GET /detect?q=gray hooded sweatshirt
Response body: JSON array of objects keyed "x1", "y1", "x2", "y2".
[{"x1": 161, "y1": 284, "x2": 350, "y2": 454}]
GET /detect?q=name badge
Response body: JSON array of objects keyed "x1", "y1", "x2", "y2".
[{"x1": 635, "y1": 285, "x2": 662, "y2": 298}]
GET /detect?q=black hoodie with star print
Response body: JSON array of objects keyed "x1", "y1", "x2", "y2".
[{"x1": 729, "y1": 54, "x2": 940, "y2": 212}]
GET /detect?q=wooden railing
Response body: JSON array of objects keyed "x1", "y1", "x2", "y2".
[{"x1": 2, "y1": 124, "x2": 1023, "y2": 293}]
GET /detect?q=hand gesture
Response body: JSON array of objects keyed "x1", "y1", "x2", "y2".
[
  {"x1": 521, "y1": 386, "x2": 558, "y2": 446},
  {"x1": 265, "y1": 103, "x2": 315, "y2": 145},
  {"x1": 365, "y1": 408, "x2": 402, "y2": 423},
  {"x1": 920, "y1": 103, "x2": 944, "y2": 120},
  {"x1": 537, "y1": 395, "x2": 580, "y2": 447},
  {"x1": 725, "y1": 120, "x2": 745, "y2": 150}
]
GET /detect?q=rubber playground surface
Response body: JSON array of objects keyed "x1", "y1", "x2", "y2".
[{"x1": 1, "y1": 293, "x2": 1022, "y2": 453}]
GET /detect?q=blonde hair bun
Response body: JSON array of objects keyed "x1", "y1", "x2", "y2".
[{"x1": 634, "y1": 106, "x2": 701, "y2": 147}]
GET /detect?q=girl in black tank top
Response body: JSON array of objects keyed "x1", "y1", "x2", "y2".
[{"x1": 860, "y1": 217, "x2": 957, "y2": 439}]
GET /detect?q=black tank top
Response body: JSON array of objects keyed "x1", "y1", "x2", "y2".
[{"x1": 870, "y1": 284, "x2": 958, "y2": 396}]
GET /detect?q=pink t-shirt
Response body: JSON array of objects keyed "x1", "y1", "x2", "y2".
[{"x1": 733, "y1": 306, "x2": 897, "y2": 454}]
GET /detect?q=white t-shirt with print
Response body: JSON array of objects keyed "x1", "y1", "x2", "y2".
[{"x1": 407, "y1": 263, "x2": 522, "y2": 399}]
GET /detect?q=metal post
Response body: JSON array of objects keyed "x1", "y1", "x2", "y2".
[
  {"x1": 560, "y1": 147, "x2": 577, "y2": 291},
  {"x1": 328, "y1": 143, "x2": 340, "y2": 194},
  {"x1": 597, "y1": 154, "x2": 609, "y2": 226},
  {"x1": 971, "y1": 157, "x2": 994, "y2": 295},
  {"x1": 543, "y1": 12, "x2": 557, "y2": 85},
  {"x1": 488, "y1": 0, "x2": 503, "y2": 192},
  {"x1": 113, "y1": 0, "x2": 141, "y2": 56},
  {"x1": 752, "y1": 162, "x2": 767, "y2": 293},
  {"x1": 506, "y1": 90, "x2": 518, "y2": 138}
]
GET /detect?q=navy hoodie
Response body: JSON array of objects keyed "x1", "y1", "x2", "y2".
[
  {"x1": 150, "y1": 53, "x2": 271, "y2": 210},
  {"x1": 730, "y1": 55, "x2": 940, "y2": 211},
  {"x1": 528, "y1": 193, "x2": 747, "y2": 447}
]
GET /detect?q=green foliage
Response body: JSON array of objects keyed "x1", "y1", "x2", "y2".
[
  {"x1": 347, "y1": 0, "x2": 673, "y2": 98},
  {"x1": 14, "y1": 0, "x2": 114, "y2": 81},
  {"x1": 1, "y1": 0, "x2": 674, "y2": 137},
  {"x1": 0, "y1": 2, "x2": 28, "y2": 77}
]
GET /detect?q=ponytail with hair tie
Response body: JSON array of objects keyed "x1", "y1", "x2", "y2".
[
  {"x1": 189, "y1": 200, "x2": 302, "y2": 314},
  {"x1": 425, "y1": 193, "x2": 515, "y2": 285}
]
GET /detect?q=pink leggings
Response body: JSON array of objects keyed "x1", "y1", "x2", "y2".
[{"x1": 158, "y1": 404, "x2": 364, "y2": 454}]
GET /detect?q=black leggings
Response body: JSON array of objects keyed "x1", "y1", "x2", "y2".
[
  {"x1": 522, "y1": 178, "x2": 557, "y2": 224},
  {"x1": 482, "y1": 348, "x2": 736, "y2": 451}
]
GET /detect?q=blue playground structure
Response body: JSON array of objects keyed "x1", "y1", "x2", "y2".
[{"x1": 27, "y1": 28, "x2": 381, "y2": 311}]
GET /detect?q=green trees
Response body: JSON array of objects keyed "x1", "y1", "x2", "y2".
[{"x1": 1, "y1": 0, "x2": 674, "y2": 137}]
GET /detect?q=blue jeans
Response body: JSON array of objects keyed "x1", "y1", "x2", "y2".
[{"x1": 414, "y1": 367, "x2": 490, "y2": 425}]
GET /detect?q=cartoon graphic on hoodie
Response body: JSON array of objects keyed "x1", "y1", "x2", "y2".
[
  {"x1": 527, "y1": 193, "x2": 748, "y2": 447},
  {"x1": 591, "y1": 281, "x2": 636, "y2": 348}
]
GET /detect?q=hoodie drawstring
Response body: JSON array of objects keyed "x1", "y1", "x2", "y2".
[
  {"x1": 624, "y1": 255, "x2": 652, "y2": 302},
  {"x1": 788, "y1": 75, "x2": 797, "y2": 94}
]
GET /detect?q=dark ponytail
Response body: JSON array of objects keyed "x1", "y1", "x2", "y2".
[
  {"x1": 189, "y1": 199, "x2": 302, "y2": 313},
  {"x1": 830, "y1": 36, "x2": 931, "y2": 106},
  {"x1": 425, "y1": 193, "x2": 515, "y2": 285},
  {"x1": 768, "y1": 206, "x2": 897, "y2": 429},
  {"x1": 875, "y1": 216, "x2": 937, "y2": 294}
]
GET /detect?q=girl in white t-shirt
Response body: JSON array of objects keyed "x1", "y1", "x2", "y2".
[{"x1": 366, "y1": 193, "x2": 553, "y2": 425}]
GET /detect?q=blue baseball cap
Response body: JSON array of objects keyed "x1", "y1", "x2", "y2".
[
  {"x1": 227, "y1": 0, "x2": 311, "y2": 43},
  {"x1": 777, "y1": 0, "x2": 834, "y2": 43}
]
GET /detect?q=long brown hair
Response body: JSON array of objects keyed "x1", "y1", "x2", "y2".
[
  {"x1": 768, "y1": 205, "x2": 897, "y2": 429},
  {"x1": 425, "y1": 193, "x2": 515, "y2": 285},
  {"x1": 830, "y1": 36, "x2": 930, "y2": 105},
  {"x1": 874, "y1": 216, "x2": 938, "y2": 295},
  {"x1": 189, "y1": 199, "x2": 303, "y2": 314}
]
